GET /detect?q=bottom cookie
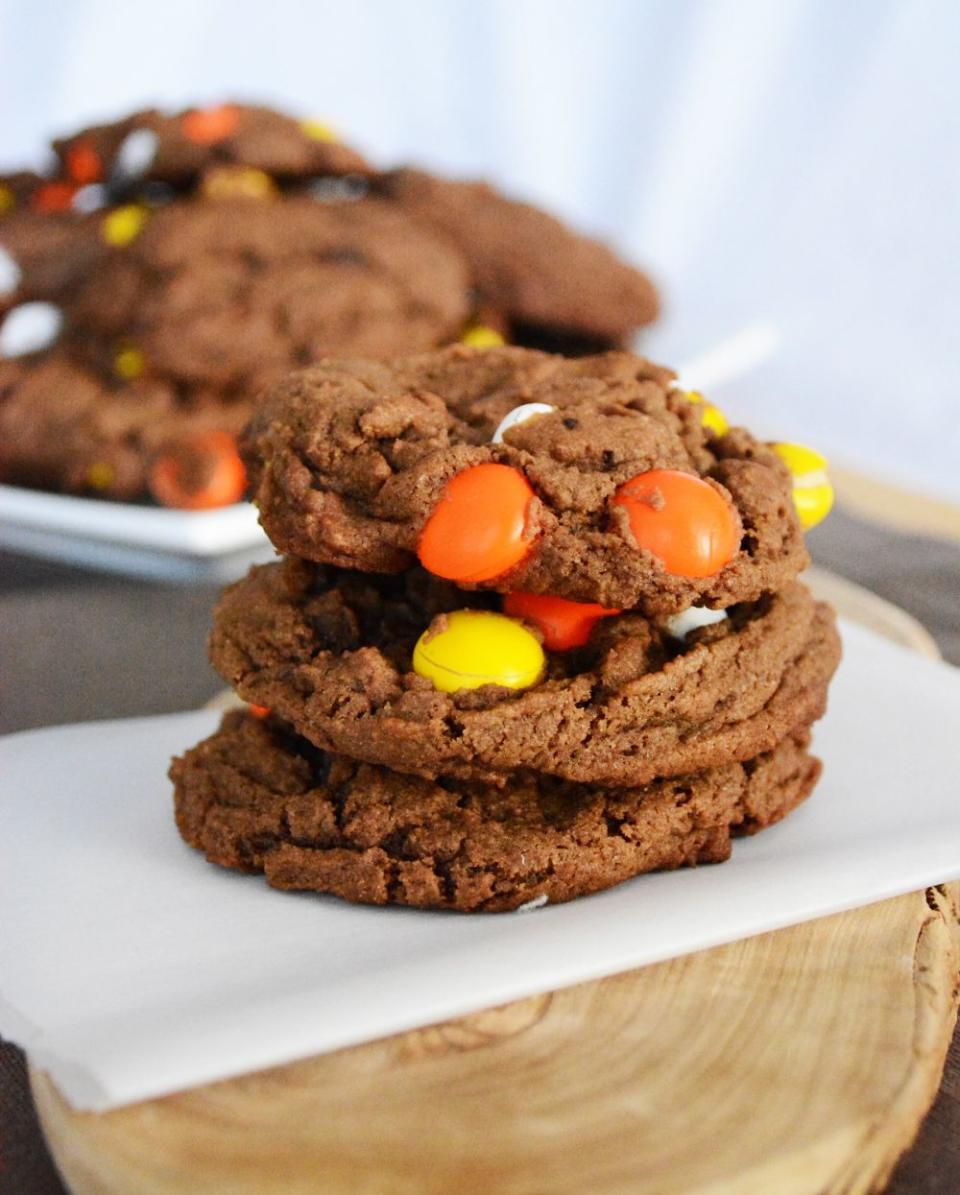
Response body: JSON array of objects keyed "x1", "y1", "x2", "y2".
[{"x1": 171, "y1": 710, "x2": 821, "y2": 913}]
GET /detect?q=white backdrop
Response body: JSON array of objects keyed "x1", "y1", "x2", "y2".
[{"x1": 1, "y1": 0, "x2": 958, "y2": 501}]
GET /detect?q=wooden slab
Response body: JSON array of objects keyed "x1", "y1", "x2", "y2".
[{"x1": 29, "y1": 577, "x2": 960, "y2": 1195}]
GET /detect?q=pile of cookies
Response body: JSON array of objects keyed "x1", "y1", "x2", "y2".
[
  {"x1": 171, "y1": 345, "x2": 841, "y2": 911},
  {"x1": 0, "y1": 103, "x2": 658, "y2": 506}
]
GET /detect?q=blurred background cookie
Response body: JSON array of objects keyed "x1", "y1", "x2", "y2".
[{"x1": 0, "y1": 101, "x2": 658, "y2": 508}]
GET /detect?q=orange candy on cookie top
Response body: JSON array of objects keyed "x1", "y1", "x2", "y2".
[
  {"x1": 417, "y1": 458, "x2": 740, "y2": 590},
  {"x1": 148, "y1": 431, "x2": 246, "y2": 510},
  {"x1": 181, "y1": 104, "x2": 241, "y2": 146},
  {"x1": 417, "y1": 463, "x2": 539, "y2": 583},
  {"x1": 65, "y1": 140, "x2": 103, "y2": 185},
  {"x1": 612, "y1": 469, "x2": 740, "y2": 579}
]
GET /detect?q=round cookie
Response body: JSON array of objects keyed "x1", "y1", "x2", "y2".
[
  {"x1": 171, "y1": 708, "x2": 822, "y2": 912},
  {"x1": 52, "y1": 103, "x2": 370, "y2": 189},
  {"x1": 208, "y1": 558, "x2": 841, "y2": 787},
  {"x1": 379, "y1": 168, "x2": 659, "y2": 346},
  {"x1": 63, "y1": 197, "x2": 474, "y2": 393},
  {"x1": 243, "y1": 345, "x2": 810, "y2": 613},
  {"x1": 0, "y1": 351, "x2": 249, "y2": 503}
]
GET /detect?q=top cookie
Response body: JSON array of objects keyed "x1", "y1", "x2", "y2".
[
  {"x1": 243, "y1": 345, "x2": 809, "y2": 614},
  {"x1": 380, "y1": 169, "x2": 658, "y2": 346},
  {"x1": 51, "y1": 103, "x2": 369, "y2": 189}
]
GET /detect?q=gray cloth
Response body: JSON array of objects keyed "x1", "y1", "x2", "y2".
[{"x1": 1, "y1": 505, "x2": 958, "y2": 1193}]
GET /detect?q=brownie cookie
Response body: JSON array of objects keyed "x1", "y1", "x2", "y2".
[
  {"x1": 52, "y1": 103, "x2": 370, "y2": 190},
  {"x1": 0, "y1": 352, "x2": 249, "y2": 503},
  {"x1": 243, "y1": 346, "x2": 809, "y2": 613},
  {"x1": 380, "y1": 169, "x2": 658, "y2": 346},
  {"x1": 172, "y1": 708, "x2": 820, "y2": 912},
  {"x1": 209, "y1": 557, "x2": 840, "y2": 786},
  {"x1": 0, "y1": 211, "x2": 109, "y2": 313},
  {"x1": 63, "y1": 197, "x2": 473, "y2": 393}
]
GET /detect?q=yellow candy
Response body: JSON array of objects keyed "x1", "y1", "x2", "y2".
[
  {"x1": 461, "y1": 323, "x2": 506, "y2": 349},
  {"x1": 685, "y1": 390, "x2": 729, "y2": 436},
  {"x1": 102, "y1": 204, "x2": 148, "y2": 247},
  {"x1": 86, "y1": 462, "x2": 116, "y2": 491},
  {"x1": 300, "y1": 118, "x2": 337, "y2": 143},
  {"x1": 201, "y1": 167, "x2": 278, "y2": 202},
  {"x1": 773, "y1": 441, "x2": 834, "y2": 530},
  {"x1": 413, "y1": 610, "x2": 545, "y2": 694},
  {"x1": 114, "y1": 345, "x2": 145, "y2": 380},
  {"x1": 0, "y1": 184, "x2": 14, "y2": 215}
]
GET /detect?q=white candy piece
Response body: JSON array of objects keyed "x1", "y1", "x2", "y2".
[
  {"x1": 0, "y1": 247, "x2": 22, "y2": 297},
  {"x1": 0, "y1": 302, "x2": 63, "y2": 357},
  {"x1": 72, "y1": 184, "x2": 108, "y2": 213},
  {"x1": 515, "y1": 894, "x2": 549, "y2": 913},
  {"x1": 114, "y1": 128, "x2": 159, "y2": 180},
  {"x1": 664, "y1": 604, "x2": 728, "y2": 641},
  {"x1": 492, "y1": 402, "x2": 557, "y2": 444},
  {"x1": 308, "y1": 175, "x2": 368, "y2": 203}
]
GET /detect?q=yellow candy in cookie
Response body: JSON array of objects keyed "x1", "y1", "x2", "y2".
[
  {"x1": 102, "y1": 204, "x2": 148, "y2": 247},
  {"x1": 201, "y1": 167, "x2": 278, "y2": 202},
  {"x1": 86, "y1": 462, "x2": 116, "y2": 491},
  {"x1": 413, "y1": 610, "x2": 545, "y2": 694},
  {"x1": 300, "y1": 118, "x2": 338, "y2": 143},
  {"x1": 685, "y1": 390, "x2": 729, "y2": 436},
  {"x1": 114, "y1": 345, "x2": 145, "y2": 380},
  {"x1": 773, "y1": 442, "x2": 834, "y2": 530},
  {"x1": 0, "y1": 184, "x2": 14, "y2": 215},
  {"x1": 461, "y1": 323, "x2": 506, "y2": 348}
]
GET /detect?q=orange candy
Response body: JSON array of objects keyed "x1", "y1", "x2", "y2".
[
  {"x1": 248, "y1": 704, "x2": 271, "y2": 719},
  {"x1": 503, "y1": 592, "x2": 621, "y2": 651},
  {"x1": 148, "y1": 431, "x2": 247, "y2": 510},
  {"x1": 66, "y1": 141, "x2": 103, "y2": 184},
  {"x1": 418, "y1": 463, "x2": 537, "y2": 583},
  {"x1": 612, "y1": 469, "x2": 739, "y2": 578},
  {"x1": 181, "y1": 104, "x2": 240, "y2": 145},
  {"x1": 31, "y1": 182, "x2": 78, "y2": 213}
]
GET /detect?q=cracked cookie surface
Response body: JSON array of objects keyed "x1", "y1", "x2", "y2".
[
  {"x1": 209, "y1": 559, "x2": 840, "y2": 786},
  {"x1": 172, "y1": 708, "x2": 821, "y2": 912},
  {"x1": 244, "y1": 345, "x2": 810, "y2": 612}
]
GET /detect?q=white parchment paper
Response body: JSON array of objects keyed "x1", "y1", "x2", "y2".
[{"x1": 2, "y1": 618, "x2": 959, "y2": 1111}]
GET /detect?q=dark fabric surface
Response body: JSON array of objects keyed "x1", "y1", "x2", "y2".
[{"x1": 1, "y1": 504, "x2": 958, "y2": 1193}]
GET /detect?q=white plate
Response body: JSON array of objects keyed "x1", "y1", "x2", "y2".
[{"x1": 0, "y1": 484, "x2": 275, "y2": 582}]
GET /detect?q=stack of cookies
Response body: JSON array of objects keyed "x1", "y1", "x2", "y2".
[
  {"x1": 0, "y1": 103, "x2": 657, "y2": 507},
  {"x1": 171, "y1": 345, "x2": 841, "y2": 912}
]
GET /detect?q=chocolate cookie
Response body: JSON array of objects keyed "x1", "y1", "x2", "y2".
[
  {"x1": 52, "y1": 103, "x2": 370, "y2": 190},
  {"x1": 64, "y1": 197, "x2": 473, "y2": 393},
  {"x1": 209, "y1": 558, "x2": 840, "y2": 787},
  {"x1": 0, "y1": 352, "x2": 249, "y2": 502},
  {"x1": 380, "y1": 169, "x2": 658, "y2": 346},
  {"x1": 243, "y1": 346, "x2": 809, "y2": 612},
  {"x1": 172, "y1": 708, "x2": 820, "y2": 912},
  {"x1": 0, "y1": 211, "x2": 107, "y2": 312}
]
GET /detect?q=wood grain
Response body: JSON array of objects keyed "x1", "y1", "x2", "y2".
[
  {"x1": 31, "y1": 886, "x2": 960, "y2": 1195},
  {"x1": 28, "y1": 576, "x2": 960, "y2": 1195}
]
